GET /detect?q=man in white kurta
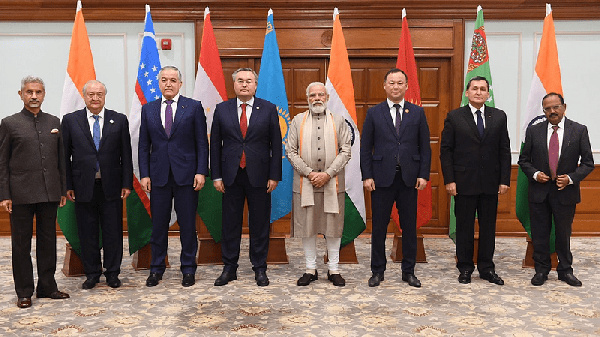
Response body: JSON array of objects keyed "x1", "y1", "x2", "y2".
[{"x1": 286, "y1": 82, "x2": 351, "y2": 287}]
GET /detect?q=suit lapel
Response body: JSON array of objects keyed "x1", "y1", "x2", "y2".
[
  {"x1": 75, "y1": 109, "x2": 96, "y2": 150},
  {"x1": 482, "y1": 107, "x2": 493, "y2": 140},
  {"x1": 246, "y1": 99, "x2": 262, "y2": 138},
  {"x1": 558, "y1": 118, "x2": 573, "y2": 167},
  {"x1": 149, "y1": 100, "x2": 168, "y2": 139},
  {"x1": 397, "y1": 104, "x2": 413, "y2": 138},
  {"x1": 170, "y1": 97, "x2": 187, "y2": 136},
  {"x1": 380, "y1": 103, "x2": 398, "y2": 139},
  {"x1": 99, "y1": 109, "x2": 114, "y2": 149},
  {"x1": 460, "y1": 106, "x2": 481, "y2": 140},
  {"x1": 227, "y1": 99, "x2": 244, "y2": 139}
]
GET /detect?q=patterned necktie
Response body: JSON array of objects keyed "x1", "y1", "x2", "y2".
[
  {"x1": 394, "y1": 104, "x2": 402, "y2": 135},
  {"x1": 549, "y1": 125, "x2": 559, "y2": 179},
  {"x1": 240, "y1": 103, "x2": 248, "y2": 168},
  {"x1": 165, "y1": 100, "x2": 173, "y2": 136},
  {"x1": 476, "y1": 110, "x2": 484, "y2": 137},
  {"x1": 92, "y1": 115, "x2": 100, "y2": 172}
]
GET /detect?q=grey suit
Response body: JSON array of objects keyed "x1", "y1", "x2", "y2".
[
  {"x1": 0, "y1": 109, "x2": 66, "y2": 298},
  {"x1": 518, "y1": 118, "x2": 594, "y2": 274}
]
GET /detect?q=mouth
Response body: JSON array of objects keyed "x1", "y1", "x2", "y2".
[{"x1": 549, "y1": 113, "x2": 558, "y2": 118}]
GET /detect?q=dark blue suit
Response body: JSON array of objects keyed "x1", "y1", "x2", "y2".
[
  {"x1": 210, "y1": 97, "x2": 282, "y2": 272},
  {"x1": 62, "y1": 108, "x2": 133, "y2": 280},
  {"x1": 361, "y1": 100, "x2": 431, "y2": 274},
  {"x1": 138, "y1": 95, "x2": 208, "y2": 275}
]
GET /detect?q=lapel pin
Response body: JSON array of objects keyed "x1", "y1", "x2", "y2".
[
  {"x1": 405, "y1": 109, "x2": 409, "y2": 113},
  {"x1": 109, "y1": 119, "x2": 114, "y2": 124},
  {"x1": 51, "y1": 128, "x2": 59, "y2": 134},
  {"x1": 256, "y1": 106, "x2": 260, "y2": 110}
]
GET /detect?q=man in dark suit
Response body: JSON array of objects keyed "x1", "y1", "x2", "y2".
[
  {"x1": 518, "y1": 92, "x2": 594, "y2": 287},
  {"x1": 62, "y1": 80, "x2": 133, "y2": 290},
  {"x1": 138, "y1": 66, "x2": 209, "y2": 287},
  {"x1": 440, "y1": 76, "x2": 511, "y2": 286},
  {"x1": 0, "y1": 76, "x2": 69, "y2": 308},
  {"x1": 361, "y1": 68, "x2": 431, "y2": 288},
  {"x1": 210, "y1": 68, "x2": 282, "y2": 287}
]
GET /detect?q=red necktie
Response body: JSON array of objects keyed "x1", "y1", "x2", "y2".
[
  {"x1": 240, "y1": 103, "x2": 247, "y2": 168},
  {"x1": 549, "y1": 125, "x2": 559, "y2": 180}
]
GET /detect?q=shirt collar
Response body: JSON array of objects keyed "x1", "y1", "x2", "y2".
[
  {"x1": 548, "y1": 118, "x2": 565, "y2": 130},
  {"x1": 162, "y1": 93, "x2": 180, "y2": 104},
  {"x1": 468, "y1": 104, "x2": 485, "y2": 114},
  {"x1": 87, "y1": 108, "x2": 105, "y2": 119},
  {"x1": 237, "y1": 96, "x2": 255, "y2": 107},
  {"x1": 387, "y1": 98, "x2": 405, "y2": 110}
]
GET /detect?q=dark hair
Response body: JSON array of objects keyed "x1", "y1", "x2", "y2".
[
  {"x1": 466, "y1": 76, "x2": 489, "y2": 90},
  {"x1": 542, "y1": 92, "x2": 565, "y2": 105},
  {"x1": 384, "y1": 68, "x2": 408, "y2": 83}
]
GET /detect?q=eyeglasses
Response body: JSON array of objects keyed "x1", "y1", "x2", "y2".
[{"x1": 543, "y1": 104, "x2": 563, "y2": 113}]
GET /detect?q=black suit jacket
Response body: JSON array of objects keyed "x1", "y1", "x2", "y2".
[
  {"x1": 210, "y1": 97, "x2": 282, "y2": 187},
  {"x1": 440, "y1": 105, "x2": 511, "y2": 195},
  {"x1": 518, "y1": 118, "x2": 594, "y2": 205},
  {"x1": 360, "y1": 101, "x2": 431, "y2": 187},
  {"x1": 62, "y1": 108, "x2": 133, "y2": 202}
]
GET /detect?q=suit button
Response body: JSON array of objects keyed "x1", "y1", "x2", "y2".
[
  {"x1": 318, "y1": 159, "x2": 321, "y2": 162},
  {"x1": 318, "y1": 137, "x2": 321, "y2": 140}
]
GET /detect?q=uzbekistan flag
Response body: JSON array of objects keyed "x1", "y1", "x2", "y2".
[
  {"x1": 256, "y1": 9, "x2": 293, "y2": 224},
  {"x1": 325, "y1": 8, "x2": 366, "y2": 246},
  {"x1": 516, "y1": 3, "x2": 563, "y2": 252},
  {"x1": 126, "y1": 5, "x2": 161, "y2": 254},
  {"x1": 193, "y1": 7, "x2": 227, "y2": 242},
  {"x1": 57, "y1": 0, "x2": 96, "y2": 256}
]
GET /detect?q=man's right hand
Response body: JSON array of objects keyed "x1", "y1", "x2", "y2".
[
  {"x1": 214, "y1": 180, "x2": 225, "y2": 193},
  {"x1": 363, "y1": 178, "x2": 375, "y2": 192},
  {"x1": 536, "y1": 172, "x2": 550, "y2": 183},
  {"x1": 445, "y1": 182, "x2": 457, "y2": 196},
  {"x1": 141, "y1": 177, "x2": 151, "y2": 193},
  {"x1": 66, "y1": 190, "x2": 76, "y2": 202},
  {"x1": 1, "y1": 199, "x2": 12, "y2": 214}
]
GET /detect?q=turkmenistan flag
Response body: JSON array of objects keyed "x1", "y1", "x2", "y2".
[
  {"x1": 193, "y1": 7, "x2": 227, "y2": 242},
  {"x1": 255, "y1": 9, "x2": 293, "y2": 224},
  {"x1": 57, "y1": 0, "x2": 96, "y2": 256},
  {"x1": 448, "y1": 5, "x2": 496, "y2": 242},
  {"x1": 516, "y1": 4, "x2": 562, "y2": 252},
  {"x1": 325, "y1": 8, "x2": 366, "y2": 246}
]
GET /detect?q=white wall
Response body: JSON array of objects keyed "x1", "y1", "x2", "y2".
[
  {"x1": 464, "y1": 19, "x2": 600, "y2": 163},
  {"x1": 0, "y1": 20, "x2": 195, "y2": 119}
]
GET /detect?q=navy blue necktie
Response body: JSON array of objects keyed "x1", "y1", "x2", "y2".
[
  {"x1": 394, "y1": 104, "x2": 402, "y2": 135},
  {"x1": 92, "y1": 115, "x2": 100, "y2": 172},
  {"x1": 476, "y1": 110, "x2": 484, "y2": 137}
]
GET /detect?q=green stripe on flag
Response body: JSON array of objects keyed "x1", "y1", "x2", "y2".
[
  {"x1": 197, "y1": 174, "x2": 223, "y2": 243},
  {"x1": 126, "y1": 192, "x2": 152, "y2": 255},
  {"x1": 57, "y1": 200, "x2": 80, "y2": 255},
  {"x1": 341, "y1": 194, "x2": 366, "y2": 247}
]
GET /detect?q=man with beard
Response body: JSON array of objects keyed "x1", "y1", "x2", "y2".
[
  {"x1": 361, "y1": 68, "x2": 431, "y2": 288},
  {"x1": 286, "y1": 82, "x2": 352, "y2": 287},
  {"x1": 0, "y1": 76, "x2": 69, "y2": 308},
  {"x1": 518, "y1": 92, "x2": 594, "y2": 286}
]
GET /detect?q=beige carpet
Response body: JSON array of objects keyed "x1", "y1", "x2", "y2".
[{"x1": 1, "y1": 236, "x2": 599, "y2": 336}]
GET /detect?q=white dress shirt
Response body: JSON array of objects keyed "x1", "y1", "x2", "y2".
[
  {"x1": 387, "y1": 98, "x2": 405, "y2": 126},
  {"x1": 160, "y1": 93, "x2": 180, "y2": 128}
]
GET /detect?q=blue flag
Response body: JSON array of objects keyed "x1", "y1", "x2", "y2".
[{"x1": 256, "y1": 9, "x2": 292, "y2": 223}]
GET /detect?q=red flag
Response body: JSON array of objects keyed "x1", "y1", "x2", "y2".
[{"x1": 391, "y1": 9, "x2": 432, "y2": 230}]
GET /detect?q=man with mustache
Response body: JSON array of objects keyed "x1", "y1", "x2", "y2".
[
  {"x1": 518, "y1": 92, "x2": 594, "y2": 286},
  {"x1": 0, "y1": 76, "x2": 69, "y2": 308},
  {"x1": 286, "y1": 82, "x2": 352, "y2": 287},
  {"x1": 361, "y1": 68, "x2": 431, "y2": 288},
  {"x1": 440, "y1": 76, "x2": 511, "y2": 286}
]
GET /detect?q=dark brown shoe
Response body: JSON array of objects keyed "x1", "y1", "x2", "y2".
[
  {"x1": 17, "y1": 297, "x2": 31, "y2": 308},
  {"x1": 327, "y1": 271, "x2": 345, "y2": 287},
  {"x1": 297, "y1": 270, "x2": 318, "y2": 286},
  {"x1": 36, "y1": 290, "x2": 70, "y2": 299}
]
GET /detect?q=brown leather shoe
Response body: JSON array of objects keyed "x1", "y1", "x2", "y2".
[
  {"x1": 36, "y1": 290, "x2": 70, "y2": 299},
  {"x1": 17, "y1": 297, "x2": 31, "y2": 308}
]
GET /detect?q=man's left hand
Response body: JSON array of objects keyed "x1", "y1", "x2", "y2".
[
  {"x1": 556, "y1": 174, "x2": 570, "y2": 190},
  {"x1": 194, "y1": 174, "x2": 206, "y2": 191},
  {"x1": 498, "y1": 184, "x2": 509, "y2": 195},
  {"x1": 415, "y1": 178, "x2": 427, "y2": 190},
  {"x1": 267, "y1": 179, "x2": 278, "y2": 193},
  {"x1": 309, "y1": 172, "x2": 331, "y2": 188},
  {"x1": 59, "y1": 196, "x2": 67, "y2": 208}
]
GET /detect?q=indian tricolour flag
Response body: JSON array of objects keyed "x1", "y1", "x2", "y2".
[
  {"x1": 193, "y1": 7, "x2": 227, "y2": 242},
  {"x1": 516, "y1": 3, "x2": 563, "y2": 252},
  {"x1": 57, "y1": 0, "x2": 96, "y2": 256},
  {"x1": 325, "y1": 8, "x2": 366, "y2": 246}
]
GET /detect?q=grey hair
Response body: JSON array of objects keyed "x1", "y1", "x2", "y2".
[
  {"x1": 21, "y1": 76, "x2": 45, "y2": 91},
  {"x1": 306, "y1": 82, "x2": 327, "y2": 97},
  {"x1": 232, "y1": 68, "x2": 258, "y2": 82},
  {"x1": 159, "y1": 65, "x2": 183, "y2": 82},
  {"x1": 82, "y1": 80, "x2": 108, "y2": 95}
]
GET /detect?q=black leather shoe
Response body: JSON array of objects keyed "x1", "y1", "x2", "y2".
[
  {"x1": 458, "y1": 271, "x2": 472, "y2": 284},
  {"x1": 327, "y1": 271, "x2": 345, "y2": 286},
  {"x1": 182, "y1": 273, "x2": 195, "y2": 287},
  {"x1": 214, "y1": 270, "x2": 237, "y2": 286},
  {"x1": 402, "y1": 272, "x2": 422, "y2": 288},
  {"x1": 558, "y1": 273, "x2": 582, "y2": 287},
  {"x1": 17, "y1": 297, "x2": 31, "y2": 308},
  {"x1": 368, "y1": 273, "x2": 384, "y2": 287},
  {"x1": 146, "y1": 272, "x2": 163, "y2": 287},
  {"x1": 82, "y1": 277, "x2": 100, "y2": 290},
  {"x1": 297, "y1": 270, "x2": 318, "y2": 286},
  {"x1": 36, "y1": 290, "x2": 70, "y2": 299},
  {"x1": 106, "y1": 276, "x2": 122, "y2": 289},
  {"x1": 479, "y1": 271, "x2": 504, "y2": 285},
  {"x1": 531, "y1": 272, "x2": 548, "y2": 286},
  {"x1": 255, "y1": 270, "x2": 269, "y2": 287}
]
